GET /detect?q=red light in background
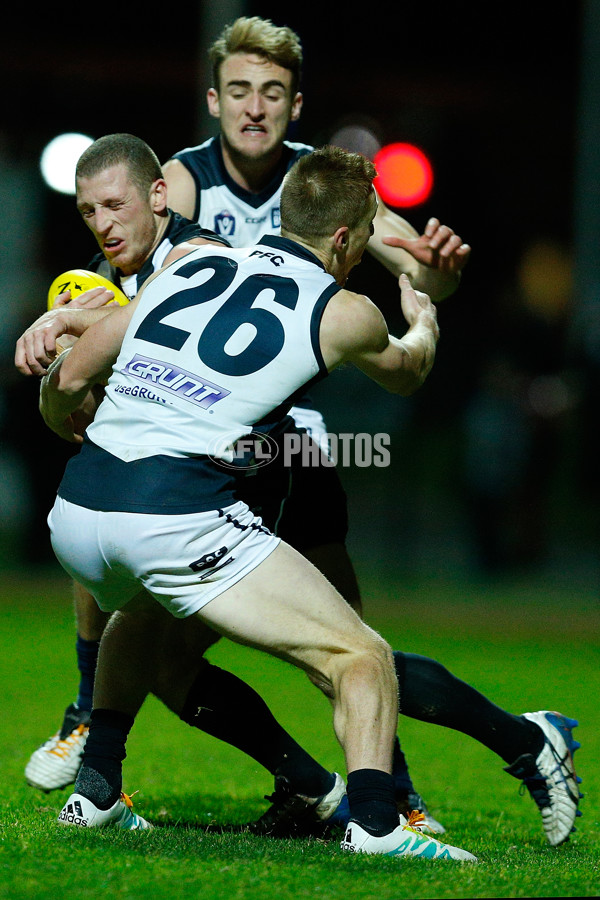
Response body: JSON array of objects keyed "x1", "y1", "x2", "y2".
[{"x1": 373, "y1": 143, "x2": 434, "y2": 207}]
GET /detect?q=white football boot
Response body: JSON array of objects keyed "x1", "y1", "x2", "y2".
[
  {"x1": 25, "y1": 703, "x2": 89, "y2": 792},
  {"x1": 341, "y1": 817, "x2": 477, "y2": 861},
  {"x1": 504, "y1": 710, "x2": 582, "y2": 846},
  {"x1": 57, "y1": 791, "x2": 153, "y2": 830}
]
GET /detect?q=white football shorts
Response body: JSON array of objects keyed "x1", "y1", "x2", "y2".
[{"x1": 48, "y1": 497, "x2": 280, "y2": 618}]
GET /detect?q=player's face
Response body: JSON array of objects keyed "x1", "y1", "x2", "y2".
[
  {"x1": 208, "y1": 53, "x2": 302, "y2": 163},
  {"x1": 76, "y1": 164, "x2": 165, "y2": 275}
]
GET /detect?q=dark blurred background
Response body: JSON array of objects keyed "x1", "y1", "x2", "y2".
[{"x1": 1, "y1": 2, "x2": 598, "y2": 588}]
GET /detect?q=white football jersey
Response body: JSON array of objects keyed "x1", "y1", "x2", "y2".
[
  {"x1": 170, "y1": 137, "x2": 313, "y2": 247},
  {"x1": 85, "y1": 236, "x2": 341, "y2": 464}
]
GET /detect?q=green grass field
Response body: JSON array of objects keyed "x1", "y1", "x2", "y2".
[{"x1": 0, "y1": 567, "x2": 598, "y2": 899}]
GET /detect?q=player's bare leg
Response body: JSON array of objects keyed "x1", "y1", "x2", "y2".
[
  {"x1": 302, "y1": 540, "x2": 444, "y2": 830},
  {"x1": 74, "y1": 580, "x2": 111, "y2": 641},
  {"x1": 86, "y1": 601, "x2": 346, "y2": 835},
  {"x1": 61, "y1": 544, "x2": 477, "y2": 858},
  {"x1": 193, "y1": 542, "x2": 397, "y2": 775}
]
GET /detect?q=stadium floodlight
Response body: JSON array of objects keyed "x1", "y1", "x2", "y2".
[
  {"x1": 40, "y1": 133, "x2": 94, "y2": 195},
  {"x1": 373, "y1": 142, "x2": 434, "y2": 208}
]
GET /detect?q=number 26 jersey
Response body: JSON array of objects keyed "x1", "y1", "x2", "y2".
[{"x1": 86, "y1": 235, "x2": 342, "y2": 465}]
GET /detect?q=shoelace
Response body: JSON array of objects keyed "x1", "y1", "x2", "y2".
[
  {"x1": 406, "y1": 810, "x2": 426, "y2": 828},
  {"x1": 402, "y1": 809, "x2": 431, "y2": 834},
  {"x1": 48, "y1": 724, "x2": 88, "y2": 759},
  {"x1": 120, "y1": 790, "x2": 139, "y2": 809}
]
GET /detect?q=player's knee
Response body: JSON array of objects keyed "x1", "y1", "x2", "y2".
[{"x1": 327, "y1": 627, "x2": 395, "y2": 692}]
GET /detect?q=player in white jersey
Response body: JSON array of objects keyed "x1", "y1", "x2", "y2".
[
  {"x1": 162, "y1": 14, "x2": 470, "y2": 828},
  {"x1": 47, "y1": 234, "x2": 344, "y2": 611},
  {"x1": 24, "y1": 135, "x2": 359, "y2": 831},
  {"x1": 32, "y1": 145, "x2": 482, "y2": 862},
  {"x1": 168, "y1": 135, "x2": 311, "y2": 247}
]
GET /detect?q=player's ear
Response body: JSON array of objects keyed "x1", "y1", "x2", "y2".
[
  {"x1": 290, "y1": 92, "x2": 303, "y2": 122},
  {"x1": 150, "y1": 179, "x2": 168, "y2": 213},
  {"x1": 207, "y1": 87, "x2": 220, "y2": 118},
  {"x1": 333, "y1": 225, "x2": 349, "y2": 252}
]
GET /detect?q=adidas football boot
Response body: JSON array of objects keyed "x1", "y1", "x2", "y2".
[
  {"x1": 57, "y1": 791, "x2": 152, "y2": 830},
  {"x1": 340, "y1": 818, "x2": 477, "y2": 861}
]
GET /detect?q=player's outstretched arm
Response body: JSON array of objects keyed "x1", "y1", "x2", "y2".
[
  {"x1": 368, "y1": 198, "x2": 470, "y2": 302},
  {"x1": 323, "y1": 275, "x2": 439, "y2": 396}
]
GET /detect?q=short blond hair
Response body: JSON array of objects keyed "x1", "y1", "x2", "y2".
[
  {"x1": 209, "y1": 16, "x2": 303, "y2": 95},
  {"x1": 281, "y1": 146, "x2": 377, "y2": 238}
]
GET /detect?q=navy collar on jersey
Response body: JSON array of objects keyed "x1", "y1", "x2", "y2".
[
  {"x1": 214, "y1": 137, "x2": 297, "y2": 209},
  {"x1": 258, "y1": 234, "x2": 327, "y2": 272}
]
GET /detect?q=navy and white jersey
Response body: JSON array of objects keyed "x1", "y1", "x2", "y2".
[
  {"x1": 170, "y1": 137, "x2": 313, "y2": 248},
  {"x1": 171, "y1": 137, "x2": 320, "y2": 427},
  {"x1": 58, "y1": 235, "x2": 341, "y2": 514},
  {"x1": 87, "y1": 210, "x2": 230, "y2": 300}
]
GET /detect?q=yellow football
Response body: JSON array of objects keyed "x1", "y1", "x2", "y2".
[{"x1": 47, "y1": 269, "x2": 129, "y2": 311}]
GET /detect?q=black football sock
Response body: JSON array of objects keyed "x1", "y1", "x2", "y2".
[
  {"x1": 394, "y1": 651, "x2": 545, "y2": 763},
  {"x1": 346, "y1": 769, "x2": 399, "y2": 836},
  {"x1": 391, "y1": 738, "x2": 415, "y2": 795},
  {"x1": 180, "y1": 665, "x2": 334, "y2": 797},
  {"x1": 74, "y1": 708, "x2": 133, "y2": 809},
  {"x1": 75, "y1": 634, "x2": 100, "y2": 711}
]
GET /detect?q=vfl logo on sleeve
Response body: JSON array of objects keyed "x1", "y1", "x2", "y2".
[
  {"x1": 123, "y1": 355, "x2": 230, "y2": 408},
  {"x1": 214, "y1": 209, "x2": 236, "y2": 236},
  {"x1": 59, "y1": 799, "x2": 88, "y2": 827}
]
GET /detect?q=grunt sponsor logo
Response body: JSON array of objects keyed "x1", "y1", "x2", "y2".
[
  {"x1": 113, "y1": 384, "x2": 166, "y2": 402},
  {"x1": 122, "y1": 355, "x2": 230, "y2": 408}
]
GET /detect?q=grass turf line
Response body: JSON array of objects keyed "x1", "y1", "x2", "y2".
[{"x1": 0, "y1": 570, "x2": 597, "y2": 899}]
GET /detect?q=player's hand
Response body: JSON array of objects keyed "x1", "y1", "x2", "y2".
[
  {"x1": 51, "y1": 286, "x2": 118, "y2": 310},
  {"x1": 399, "y1": 274, "x2": 439, "y2": 340},
  {"x1": 382, "y1": 217, "x2": 471, "y2": 276},
  {"x1": 51, "y1": 400, "x2": 96, "y2": 443},
  {"x1": 15, "y1": 304, "x2": 116, "y2": 376},
  {"x1": 15, "y1": 309, "x2": 79, "y2": 376},
  {"x1": 41, "y1": 412, "x2": 85, "y2": 444}
]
